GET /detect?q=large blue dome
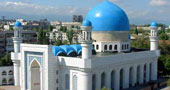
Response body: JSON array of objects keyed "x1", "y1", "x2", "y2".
[{"x1": 85, "y1": 0, "x2": 129, "y2": 31}]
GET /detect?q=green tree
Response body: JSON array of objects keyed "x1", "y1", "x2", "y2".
[
  {"x1": 63, "y1": 40, "x2": 68, "y2": 45},
  {"x1": 1, "y1": 53, "x2": 12, "y2": 66},
  {"x1": 60, "y1": 26, "x2": 67, "y2": 32},
  {"x1": 158, "y1": 32, "x2": 169, "y2": 40},
  {"x1": 37, "y1": 27, "x2": 43, "y2": 44},
  {"x1": 10, "y1": 27, "x2": 14, "y2": 30},
  {"x1": 37, "y1": 27, "x2": 49, "y2": 45},
  {"x1": 42, "y1": 32, "x2": 49, "y2": 45},
  {"x1": 54, "y1": 37, "x2": 63, "y2": 46},
  {"x1": 48, "y1": 25, "x2": 53, "y2": 31},
  {"x1": 66, "y1": 30, "x2": 74, "y2": 44},
  {"x1": 33, "y1": 28, "x2": 39, "y2": 32},
  {"x1": 131, "y1": 36, "x2": 150, "y2": 49},
  {"x1": 134, "y1": 28, "x2": 138, "y2": 35},
  {"x1": 165, "y1": 57, "x2": 170, "y2": 70}
]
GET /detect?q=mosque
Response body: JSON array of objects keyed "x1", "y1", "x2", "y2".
[{"x1": 11, "y1": 0, "x2": 160, "y2": 90}]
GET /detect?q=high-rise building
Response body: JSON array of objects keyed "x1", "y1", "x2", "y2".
[{"x1": 72, "y1": 15, "x2": 83, "y2": 22}]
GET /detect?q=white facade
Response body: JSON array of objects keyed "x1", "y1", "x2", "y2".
[
  {"x1": 0, "y1": 66, "x2": 14, "y2": 85},
  {"x1": 11, "y1": 44, "x2": 160, "y2": 90},
  {"x1": 11, "y1": 22, "x2": 160, "y2": 90}
]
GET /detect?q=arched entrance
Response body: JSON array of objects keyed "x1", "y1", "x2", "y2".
[
  {"x1": 137, "y1": 65, "x2": 140, "y2": 85},
  {"x1": 31, "y1": 60, "x2": 41, "y2": 90},
  {"x1": 111, "y1": 71, "x2": 115, "y2": 90},
  {"x1": 129, "y1": 67, "x2": 133, "y2": 87},
  {"x1": 120, "y1": 69, "x2": 123, "y2": 89}
]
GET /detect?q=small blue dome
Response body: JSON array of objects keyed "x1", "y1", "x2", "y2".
[
  {"x1": 60, "y1": 45, "x2": 76, "y2": 55},
  {"x1": 52, "y1": 46, "x2": 65, "y2": 56},
  {"x1": 82, "y1": 20, "x2": 92, "y2": 26},
  {"x1": 52, "y1": 44, "x2": 96, "y2": 56},
  {"x1": 151, "y1": 22, "x2": 158, "y2": 27},
  {"x1": 14, "y1": 21, "x2": 22, "y2": 27},
  {"x1": 70, "y1": 44, "x2": 82, "y2": 55},
  {"x1": 85, "y1": 0, "x2": 129, "y2": 31}
]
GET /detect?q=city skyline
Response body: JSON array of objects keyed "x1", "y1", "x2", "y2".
[{"x1": 0, "y1": 0, "x2": 169, "y2": 24}]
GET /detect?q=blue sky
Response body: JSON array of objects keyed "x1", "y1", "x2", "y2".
[{"x1": 0, "y1": 0, "x2": 169, "y2": 24}]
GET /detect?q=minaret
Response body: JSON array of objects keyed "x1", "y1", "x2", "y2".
[
  {"x1": 150, "y1": 21, "x2": 158, "y2": 81},
  {"x1": 81, "y1": 20, "x2": 92, "y2": 59},
  {"x1": 150, "y1": 21, "x2": 158, "y2": 51},
  {"x1": 12, "y1": 21, "x2": 22, "y2": 86},
  {"x1": 79, "y1": 20, "x2": 92, "y2": 90}
]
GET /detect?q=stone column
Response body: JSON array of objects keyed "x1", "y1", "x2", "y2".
[
  {"x1": 139, "y1": 64, "x2": 144, "y2": 84},
  {"x1": 151, "y1": 60, "x2": 158, "y2": 80},
  {"x1": 106, "y1": 71, "x2": 111, "y2": 89},
  {"x1": 78, "y1": 71, "x2": 92, "y2": 90},
  {"x1": 146, "y1": 63, "x2": 150, "y2": 82},
  {"x1": 123, "y1": 67, "x2": 129, "y2": 89},
  {"x1": 13, "y1": 60, "x2": 20, "y2": 86},
  {"x1": 114, "y1": 69, "x2": 120, "y2": 90},
  {"x1": 132, "y1": 65, "x2": 137, "y2": 86}
]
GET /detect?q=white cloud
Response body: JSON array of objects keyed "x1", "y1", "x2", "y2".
[
  {"x1": 150, "y1": 0, "x2": 168, "y2": 6},
  {"x1": 0, "y1": 1, "x2": 87, "y2": 16}
]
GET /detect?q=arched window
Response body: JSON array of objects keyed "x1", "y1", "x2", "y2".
[
  {"x1": 73, "y1": 75, "x2": 77, "y2": 90},
  {"x1": 2, "y1": 78, "x2": 7, "y2": 85},
  {"x1": 2, "y1": 71, "x2": 7, "y2": 75},
  {"x1": 114, "y1": 45, "x2": 117, "y2": 50},
  {"x1": 8, "y1": 78, "x2": 13, "y2": 85},
  {"x1": 96, "y1": 45, "x2": 99, "y2": 50},
  {"x1": 65, "y1": 74, "x2": 70, "y2": 89},
  {"x1": 109, "y1": 45, "x2": 112, "y2": 50},
  {"x1": 104, "y1": 45, "x2": 107, "y2": 50},
  {"x1": 8, "y1": 70, "x2": 13, "y2": 75},
  {"x1": 93, "y1": 44, "x2": 95, "y2": 49},
  {"x1": 122, "y1": 45, "x2": 124, "y2": 50},
  {"x1": 127, "y1": 44, "x2": 129, "y2": 50},
  {"x1": 101, "y1": 72, "x2": 106, "y2": 88},
  {"x1": 92, "y1": 74, "x2": 96, "y2": 90}
]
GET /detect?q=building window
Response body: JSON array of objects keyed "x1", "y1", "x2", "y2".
[
  {"x1": 2, "y1": 78, "x2": 7, "y2": 85},
  {"x1": 73, "y1": 75, "x2": 77, "y2": 90},
  {"x1": 2, "y1": 71, "x2": 7, "y2": 75},
  {"x1": 65, "y1": 74, "x2": 70, "y2": 89},
  {"x1": 93, "y1": 44, "x2": 95, "y2": 49},
  {"x1": 101, "y1": 72, "x2": 106, "y2": 88},
  {"x1": 8, "y1": 70, "x2": 13, "y2": 75},
  {"x1": 114, "y1": 45, "x2": 117, "y2": 50},
  {"x1": 104, "y1": 45, "x2": 107, "y2": 50},
  {"x1": 109, "y1": 45, "x2": 112, "y2": 50},
  {"x1": 96, "y1": 45, "x2": 99, "y2": 50},
  {"x1": 8, "y1": 78, "x2": 13, "y2": 85}
]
